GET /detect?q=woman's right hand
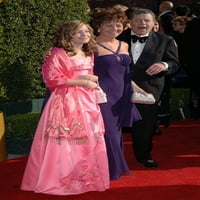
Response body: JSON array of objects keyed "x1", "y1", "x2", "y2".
[
  {"x1": 66, "y1": 78, "x2": 98, "y2": 89},
  {"x1": 78, "y1": 74, "x2": 98, "y2": 82}
]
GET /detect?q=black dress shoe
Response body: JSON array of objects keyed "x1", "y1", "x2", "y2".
[
  {"x1": 143, "y1": 160, "x2": 159, "y2": 168},
  {"x1": 160, "y1": 116, "x2": 171, "y2": 127}
]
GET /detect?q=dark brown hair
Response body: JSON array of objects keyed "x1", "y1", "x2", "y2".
[{"x1": 129, "y1": 8, "x2": 156, "y2": 21}]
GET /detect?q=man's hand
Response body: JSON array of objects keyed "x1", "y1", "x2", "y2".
[{"x1": 146, "y1": 62, "x2": 167, "y2": 75}]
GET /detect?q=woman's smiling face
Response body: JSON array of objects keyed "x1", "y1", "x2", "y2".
[
  {"x1": 71, "y1": 24, "x2": 91, "y2": 45},
  {"x1": 99, "y1": 20, "x2": 124, "y2": 38}
]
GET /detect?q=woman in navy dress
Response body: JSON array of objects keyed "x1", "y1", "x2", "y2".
[{"x1": 90, "y1": 7, "x2": 147, "y2": 180}]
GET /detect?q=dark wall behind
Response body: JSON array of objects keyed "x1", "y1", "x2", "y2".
[{"x1": 87, "y1": 0, "x2": 196, "y2": 13}]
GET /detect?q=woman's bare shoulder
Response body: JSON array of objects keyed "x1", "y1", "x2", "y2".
[
  {"x1": 120, "y1": 41, "x2": 129, "y2": 48},
  {"x1": 118, "y1": 40, "x2": 129, "y2": 53}
]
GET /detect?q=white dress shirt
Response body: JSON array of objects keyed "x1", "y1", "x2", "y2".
[
  {"x1": 131, "y1": 31, "x2": 149, "y2": 64},
  {"x1": 131, "y1": 31, "x2": 168, "y2": 69}
]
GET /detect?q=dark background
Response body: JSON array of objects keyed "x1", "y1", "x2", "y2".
[{"x1": 87, "y1": 0, "x2": 198, "y2": 14}]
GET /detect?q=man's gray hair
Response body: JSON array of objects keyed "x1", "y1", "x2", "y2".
[{"x1": 130, "y1": 8, "x2": 156, "y2": 21}]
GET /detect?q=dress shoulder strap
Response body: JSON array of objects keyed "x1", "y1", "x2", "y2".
[{"x1": 97, "y1": 41, "x2": 121, "y2": 54}]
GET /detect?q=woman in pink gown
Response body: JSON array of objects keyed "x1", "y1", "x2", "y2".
[{"x1": 20, "y1": 20, "x2": 109, "y2": 195}]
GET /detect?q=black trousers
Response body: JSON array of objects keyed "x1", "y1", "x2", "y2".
[
  {"x1": 189, "y1": 86, "x2": 200, "y2": 119},
  {"x1": 157, "y1": 76, "x2": 171, "y2": 127},
  {"x1": 131, "y1": 103, "x2": 158, "y2": 163}
]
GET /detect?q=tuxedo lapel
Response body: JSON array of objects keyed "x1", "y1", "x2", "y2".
[
  {"x1": 118, "y1": 28, "x2": 132, "y2": 50},
  {"x1": 125, "y1": 29, "x2": 132, "y2": 52}
]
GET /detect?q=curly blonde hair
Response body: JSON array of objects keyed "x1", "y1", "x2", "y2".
[{"x1": 53, "y1": 20, "x2": 96, "y2": 56}]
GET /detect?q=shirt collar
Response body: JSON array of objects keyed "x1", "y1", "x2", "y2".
[
  {"x1": 131, "y1": 30, "x2": 149, "y2": 37},
  {"x1": 159, "y1": 10, "x2": 172, "y2": 17}
]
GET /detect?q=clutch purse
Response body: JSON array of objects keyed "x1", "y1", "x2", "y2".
[
  {"x1": 131, "y1": 92, "x2": 156, "y2": 104},
  {"x1": 95, "y1": 86, "x2": 107, "y2": 104}
]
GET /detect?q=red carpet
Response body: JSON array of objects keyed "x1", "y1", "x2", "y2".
[{"x1": 0, "y1": 119, "x2": 200, "y2": 200}]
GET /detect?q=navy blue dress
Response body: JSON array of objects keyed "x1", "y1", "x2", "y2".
[{"x1": 94, "y1": 41, "x2": 141, "y2": 180}]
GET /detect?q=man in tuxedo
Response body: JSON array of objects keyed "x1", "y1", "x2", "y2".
[
  {"x1": 118, "y1": 8, "x2": 179, "y2": 168},
  {"x1": 158, "y1": 1, "x2": 174, "y2": 35},
  {"x1": 157, "y1": 1, "x2": 175, "y2": 128}
]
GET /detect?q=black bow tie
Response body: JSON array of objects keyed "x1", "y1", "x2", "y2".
[{"x1": 131, "y1": 35, "x2": 148, "y2": 43}]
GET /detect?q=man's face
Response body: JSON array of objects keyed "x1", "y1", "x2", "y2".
[{"x1": 130, "y1": 13, "x2": 155, "y2": 35}]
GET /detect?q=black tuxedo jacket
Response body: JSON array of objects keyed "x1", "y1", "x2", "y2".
[
  {"x1": 159, "y1": 10, "x2": 174, "y2": 36},
  {"x1": 118, "y1": 29, "x2": 179, "y2": 101},
  {"x1": 183, "y1": 17, "x2": 200, "y2": 82}
]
